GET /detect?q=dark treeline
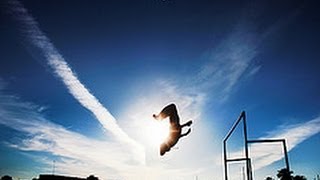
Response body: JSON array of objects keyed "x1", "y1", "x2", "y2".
[{"x1": 265, "y1": 168, "x2": 308, "y2": 180}]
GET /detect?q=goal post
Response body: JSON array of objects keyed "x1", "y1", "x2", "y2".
[
  {"x1": 223, "y1": 111, "x2": 252, "y2": 180},
  {"x1": 223, "y1": 111, "x2": 290, "y2": 180}
]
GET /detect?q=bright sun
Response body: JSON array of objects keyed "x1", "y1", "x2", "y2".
[{"x1": 146, "y1": 119, "x2": 170, "y2": 146}]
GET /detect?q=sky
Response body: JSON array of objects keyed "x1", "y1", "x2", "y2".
[{"x1": 0, "y1": 0, "x2": 319, "y2": 180}]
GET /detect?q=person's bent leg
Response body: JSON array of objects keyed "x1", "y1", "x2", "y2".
[
  {"x1": 180, "y1": 128, "x2": 191, "y2": 138},
  {"x1": 180, "y1": 120, "x2": 193, "y2": 128}
]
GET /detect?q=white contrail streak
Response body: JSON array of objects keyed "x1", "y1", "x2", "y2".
[{"x1": 6, "y1": 0, "x2": 144, "y2": 163}]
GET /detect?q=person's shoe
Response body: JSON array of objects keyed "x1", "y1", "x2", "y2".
[{"x1": 185, "y1": 120, "x2": 193, "y2": 126}]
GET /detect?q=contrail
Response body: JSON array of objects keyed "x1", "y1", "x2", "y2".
[{"x1": 6, "y1": 0, "x2": 144, "y2": 163}]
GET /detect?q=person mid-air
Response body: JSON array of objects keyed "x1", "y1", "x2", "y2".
[{"x1": 153, "y1": 103, "x2": 193, "y2": 156}]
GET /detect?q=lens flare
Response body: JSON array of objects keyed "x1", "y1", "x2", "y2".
[{"x1": 146, "y1": 119, "x2": 170, "y2": 146}]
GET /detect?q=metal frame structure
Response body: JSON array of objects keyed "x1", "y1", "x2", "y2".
[{"x1": 223, "y1": 111, "x2": 290, "y2": 180}]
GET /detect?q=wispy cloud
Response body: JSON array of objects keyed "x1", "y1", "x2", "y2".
[
  {"x1": 191, "y1": 1, "x2": 299, "y2": 102},
  {"x1": 0, "y1": 88, "x2": 144, "y2": 179},
  {"x1": 190, "y1": 14, "x2": 262, "y2": 102},
  {"x1": 225, "y1": 116, "x2": 320, "y2": 172},
  {"x1": 0, "y1": 86, "x2": 212, "y2": 179},
  {"x1": 5, "y1": 0, "x2": 144, "y2": 163},
  {"x1": 249, "y1": 116, "x2": 320, "y2": 170},
  {"x1": 121, "y1": 80, "x2": 223, "y2": 180},
  {"x1": 194, "y1": 29, "x2": 259, "y2": 100},
  {"x1": 121, "y1": 1, "x2": 304, "y2": 179},
  {"x1": 2, "y1": 0, "x2": 311, "y2": 179}
]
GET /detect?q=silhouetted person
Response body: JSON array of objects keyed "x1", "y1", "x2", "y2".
[{"x1": 153, "y1": 103, "x2": 193, "y2": 156}]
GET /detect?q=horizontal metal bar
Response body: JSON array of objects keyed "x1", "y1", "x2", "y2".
[
  {"x1": 226, "y1": 158, "x2": 249, "y2": 162},
  {"x1": 247, "y1": 139, "x2": 285, "y2": 144}
]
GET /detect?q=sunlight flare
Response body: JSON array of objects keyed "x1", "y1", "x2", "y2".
[{"x1": 146, "y1": 119, "x2": 170, "y2": 146}]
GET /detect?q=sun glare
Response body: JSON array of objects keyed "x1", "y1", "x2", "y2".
[{"x1": 146, "y1": 119, "x2": 170, "y2": 146}]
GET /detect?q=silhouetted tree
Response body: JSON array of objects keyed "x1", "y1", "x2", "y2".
[
  {"x1": 86, "y1": 175, "x2": 99, "y2": 180},
  {"x1": 277, "y1": 168, "x2": 293, "y2": 180},
  {"x1": 293, "y1": 175, "x2": 307, "y2": 180},
  {"x1": 1, "y1": 175, "x2": 13, "y2": 180}
]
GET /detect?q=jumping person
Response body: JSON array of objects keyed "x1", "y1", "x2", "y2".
[{"x1": 153, "y1": 103, "x2": 193, "y2": 156}]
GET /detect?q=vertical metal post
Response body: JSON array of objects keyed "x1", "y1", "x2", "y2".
[
  {"x1": 224, "y1": 111, "x2": 291, "y2": 180},
  {"x1": 242, "y1": 111, "x2": 252, "y2": 180},
  {"x1": 248, "y1": 158, "x2": 252, "y2": 180},
  {"x1": 282, "y1": 140, "x2": 290, "y2": 172},
  {"x1": 223, "y1": 111, "x2": 246, "y2": 180},
  {"x1": 223, "y1": 111, "x2": 258, "y2": 180},
  {"x1": 224, "y1": 140, "x2": 228, "y2": 180}
]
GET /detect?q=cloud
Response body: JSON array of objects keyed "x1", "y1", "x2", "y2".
[
  {"x1": 4, "y1": 0, "x2": 213, "y2": 178},
  {"x1": 0, "y1": 85, "x2": 215, "y2": 179},
  {"x1": 120, "y1": 1, "x2": 303, "y2": 179},
  {"x1": 226, "y1": 116, "x2": 320, "y2": 171},
  {"x1": 196, "y1": 29, "x2": 259, "y2": 97},
  {"x1": 121, "y1": 80, "x2": 222, "y2": 180},
  {"x1": 250, "y1": 116, "x2": 320, "y2": 170},
  {"x1": 88, "y1": 5, "x2": 268, "y2": 175},
  {"x1": 191, "y1": 1, "x2": 300, "y2": 102},
  {"x1": 0, "y1": 88, "x2": 145, "y2": 179},
  {"x1": 2, "y1": 0, "x2": 310, "y2": 179},
  {"x1": 190, "y1": 14, "x2": 262, "y2": 102},
  {"x1": 5, "y1": 0, "x2": 144, "y2": 163}
]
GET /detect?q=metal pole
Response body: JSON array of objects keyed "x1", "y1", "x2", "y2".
[
  {"x1": 224, "y1": 140, "x2": 228, "y2": 180},
  {"x1": 247, "y1": 138, "x2": 291, "y2": 176},
  {"x1": 223, "y1": 111, "x2": 249, "y2": 180},
  {"x1": 282, "y1": 140, "x2": 290, "y2": 172},
  {"x1": 224, "y1": 112, "x2": 246, "y2": 142},
  {"x1": 243, "y1": 112, "x2": 252, "y2": 180}
]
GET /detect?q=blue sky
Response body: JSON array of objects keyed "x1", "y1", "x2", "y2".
[{"x1": 0, "y1": 0, "x2": 319, "y2": 180}]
